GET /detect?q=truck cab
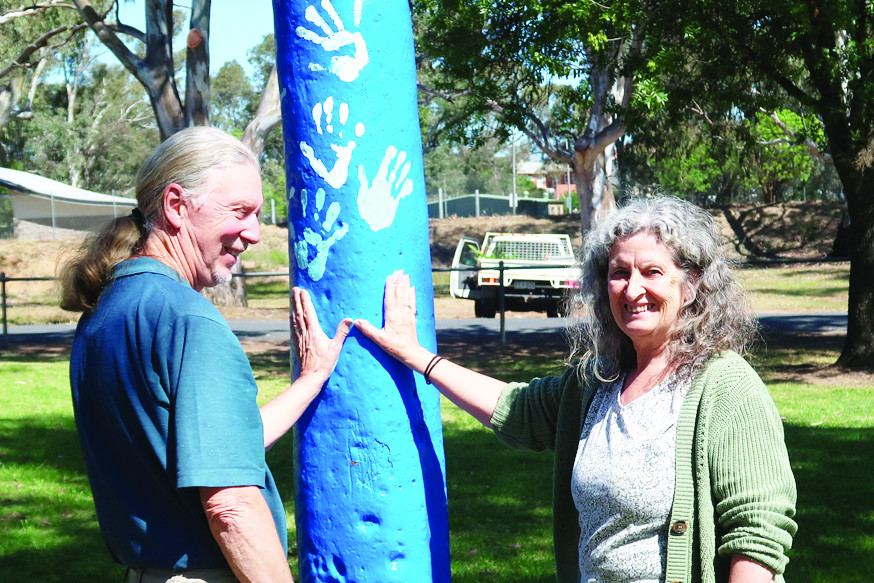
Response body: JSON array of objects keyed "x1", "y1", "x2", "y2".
[{"x1": 450, "y1": 232, "x2": 580, "y2": 318}]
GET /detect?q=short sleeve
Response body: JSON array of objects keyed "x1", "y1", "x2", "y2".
[{"x1": 168, "y1": 314, "x2": 267, "y2": 489}]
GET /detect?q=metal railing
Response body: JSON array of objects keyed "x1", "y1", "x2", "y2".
[
  {"x1": 0, "y1": 256, "x2": 851, "y2": 343},
  {"x1": 0, "y1": 273, "x2": 55, "y2": 336}
]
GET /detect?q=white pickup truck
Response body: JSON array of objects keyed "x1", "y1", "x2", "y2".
[{"x1": 449, "y1": 232, "x2": 580, "y2": 318}]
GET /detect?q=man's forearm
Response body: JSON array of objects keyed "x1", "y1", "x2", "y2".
[
  {"x1": 260, "y1": 376, "x2": 323, "y2": 450},
  {"x1": 200, "y1": 485, "x2": 294, "y2": 583}
]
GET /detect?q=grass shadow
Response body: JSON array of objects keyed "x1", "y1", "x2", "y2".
[
  {"x1": 782, "y1": 423, "x2": 874, "y2": 581},
  {"x1": 753, "y1": 285, "x2": 848, "y2": 298},
  {"x1": 0, "y1": 414, "x2": 121, "y2": 582},
  {"x1": 443, "y1": 423, "x2": 556, "y2": 582}
]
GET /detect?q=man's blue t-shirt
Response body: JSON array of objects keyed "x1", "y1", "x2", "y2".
[{"x1": 70, "y1": 257, "x2": 287, "y2": 569}]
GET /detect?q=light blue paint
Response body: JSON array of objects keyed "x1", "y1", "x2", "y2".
[
  {"x1": 291, "y1": 186, "x2": 349, "y2": 282},
  {"x1": 273, "y1": 0, "x2": 450, "y2": 581}
]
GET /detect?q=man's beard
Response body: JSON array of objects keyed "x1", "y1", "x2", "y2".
[{"x1": 212, "y1": 266, "x2": 233, "y2": 286}]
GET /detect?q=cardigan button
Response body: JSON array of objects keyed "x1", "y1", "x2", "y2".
[{"x1": 670, "y1": 521, "x2": 688, "y2": 535}]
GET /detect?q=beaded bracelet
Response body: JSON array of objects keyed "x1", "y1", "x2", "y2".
[{"x1": 423, "y1": 355, "x2": 445, "y2": 385}]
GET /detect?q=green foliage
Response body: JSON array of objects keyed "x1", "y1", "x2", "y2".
[
  {"x1": 738, "y1": 111, "x2": 820, "y2": 201},
  {"x1": 2, "y1": 39, "x2": 158, "y2": 195},
  {"x1": 246, "y1": 34, "x2": 276, "y2": 90},
  {"x1": 424, "y1": 138, "x2": 522, "y2": 197},
  {"x1": 260, "y1": 158, "x2": 288, "y2": 223},
  {"x1": 414, "y1": 0, "x2": 642, "y2": 191},
  {"x1": 0, "y1": 194, "x2": 12, "y2": 238},
  {"x1": 211, "y1": 60, "x2": 257, "y2": 133},
  {"x1": 622, "y1": 106, "x2": 840, "y2": 205}
]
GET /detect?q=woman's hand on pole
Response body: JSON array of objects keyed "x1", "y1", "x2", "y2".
[
  {"x1": 354, "y1": 270, "x2": 423, "y2": 362},
  {"x1": 355, "y1": 271, "x2": 506, "y2": 427}
]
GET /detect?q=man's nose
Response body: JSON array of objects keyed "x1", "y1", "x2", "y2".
[{"x1": 242, "y1": 215, "x2": 261, "y2": 245}]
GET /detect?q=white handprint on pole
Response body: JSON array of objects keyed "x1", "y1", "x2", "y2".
[
  {"x1": 291, "y1": 186, "x2": 349, "y2": 281},
  {"x1": 357, "y1": 145, "x2": 414, "y2": 232},
  {"x1": 296, "y1": 0, "x2": 368, "y2": 82},
  {"x1": 300, "y1": 96, "x2": 366, "y2": 189}
]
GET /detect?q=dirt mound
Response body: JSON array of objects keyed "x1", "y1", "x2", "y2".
[
  {"x1": 428, "y1": 201, "x2": 844, "y2": 265},
  {"x1": 715, "y1": 201, "x2": 843, "y2": 258},
  {"x1": 0, "y1": 201, "x2": 844, "y2": 291},
  {"x1": 429, "y1": 213, "x2": 583, "y2": 267}
]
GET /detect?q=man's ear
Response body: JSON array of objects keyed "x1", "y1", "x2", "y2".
[{"x1": 162, "y1": 183, "x2": 186, "y2": 230}]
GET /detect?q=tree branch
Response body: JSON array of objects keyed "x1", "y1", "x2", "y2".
[
  {"x1": 185, "y1": 0, "x2": 211, "y2": 127},
  {"x1": 763, "y1": 109, "x2": 830, "y2": 160},
  {"x1": 0, "y1": 23, "x2": 88, "y2": 79},
  {"x1": 242, "y1": 64, "x2": 282, "y2": 157},
  {"x1": 417, "y1": 83, "x2": 471, "y2": 104},
  {"x1": 0, "y1": 1, "x2": 76, "y2": 25},
  {"x1": 690, "y1": 100, "x2": 715, "y2": 126},
  {"x1": 71, "y1": 0, "x2": 147, "y2": 85}
]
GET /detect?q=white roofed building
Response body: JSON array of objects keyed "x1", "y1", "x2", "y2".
[{"x1": 0, "y1": 168, "x2": 135, "y2": 239}]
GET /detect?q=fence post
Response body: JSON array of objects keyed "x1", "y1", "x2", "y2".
[
  {"x1": 498, "y1": 261, "x2": 506, "y2": 345},
  {"x1": 1, "y1": 272, "x2": 7, "y2": 336}
]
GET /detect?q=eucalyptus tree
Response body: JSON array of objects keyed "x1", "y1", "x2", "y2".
[
  {"x1": 0, "y1": 0, "x2": 92, "y2": 125},
  {"x1": 414, "y1": 0, "x2": 645, "y2": 232},
  {"x1": 643, "y1": 0, "x2": 874, "y2": 368}
]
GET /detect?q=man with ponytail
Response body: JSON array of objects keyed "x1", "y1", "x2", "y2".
[{"x1": 61, "y1": 127, "x2": 350, "y2": 583}]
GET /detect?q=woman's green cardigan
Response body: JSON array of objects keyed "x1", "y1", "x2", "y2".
[{"x1": 490, "y1": 351, "x2": 797, "y2": 583}]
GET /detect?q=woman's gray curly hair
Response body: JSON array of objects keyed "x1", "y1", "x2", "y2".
[{"x1": 567, "y1": 196, "x2": 757, "y2": 382}]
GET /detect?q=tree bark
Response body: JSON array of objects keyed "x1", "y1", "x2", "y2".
[
  {"x1": 835, "y1": 164, "x2": 874, "y2": 370},
  {"x1": 241, "y1": 65, "x2": 282, "y2": 157},
  {"x1": 185, "y1": 0, "x2": 211, "y2": 127},
  {"x1": 72, "y1": 0, "x2": 188, "y2": 140}
]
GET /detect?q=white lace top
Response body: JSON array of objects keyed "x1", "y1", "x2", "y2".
[{"x1": 571, "y1": 374, "x2": 690, "y2": 583}]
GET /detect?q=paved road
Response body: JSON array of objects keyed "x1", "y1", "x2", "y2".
[{"x1": 0, "y1": 313, "x2": 848, "y2": 346}]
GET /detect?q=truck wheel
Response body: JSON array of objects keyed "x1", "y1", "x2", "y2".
[
  {"x1": 546, "y1": 303, "x2": 560, "y2": 318},
  {"x1": 474, "y1": 299, "x2": 497, "y2": 318}
]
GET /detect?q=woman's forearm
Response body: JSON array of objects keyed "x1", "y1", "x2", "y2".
[{"x1": 397, "y1": 344, "x2": 507, "y2": 427}]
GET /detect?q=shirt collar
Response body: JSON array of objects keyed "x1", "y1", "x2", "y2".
[{"x1": 112, "y1": 257, "x2": 188, "y2": 287}]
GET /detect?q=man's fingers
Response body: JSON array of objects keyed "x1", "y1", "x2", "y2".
[{"x1": 332, "y1": 318, "x2": 353, "y2": 344}]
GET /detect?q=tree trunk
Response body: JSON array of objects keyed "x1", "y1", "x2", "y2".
[
  {"x1": 185, "y1": 0, "x2": 211, "y2": 127},
  {"x1": 0, "y1": 76, "x2": 24, "y2": 126},
  {"x1": 831, "y1": 206, "x2": 851, "y2": 257},
  {"x1": 835, "y1": 166, "x2": 874, "y2": 370},
  {"x1": 201, "y1": 270, "x2": 248, "y2": 308},
  {"x1": 241, "y1": 65, "x2": 282, "y2": 157},
  {"x1": 573, "y1": 148, "x2": 598, "y2": 233},
  {"x1": 572, "y1": 121, "x2": 624, "y2": 233}
]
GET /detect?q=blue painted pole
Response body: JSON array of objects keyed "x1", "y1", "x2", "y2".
[{"x1": 272, "y1": 1, "x2": 450, "y2": 581}]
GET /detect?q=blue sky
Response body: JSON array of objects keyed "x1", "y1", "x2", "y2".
[{"x1": 113, "y1": 1, "x2": 275, "y2": 71}]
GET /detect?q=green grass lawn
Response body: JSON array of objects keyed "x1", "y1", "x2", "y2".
[
  {"x1": 1, "y1": 334, "x2": 872, "y2": 581},
  {"x1": 0, "y1": 261, "x2": 850, "y2": 324},
  {"x1": 736, "y1": 262, "x2": 849, "y2": 313}
]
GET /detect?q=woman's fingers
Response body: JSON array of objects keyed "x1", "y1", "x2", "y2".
[{"x1": 352, "y1": 318, "x2": 380, "y2": 343}]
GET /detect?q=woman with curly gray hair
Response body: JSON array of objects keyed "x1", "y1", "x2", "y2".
[{"x1": 356, "y1": 196, "x2": 797, "y2": 583}]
